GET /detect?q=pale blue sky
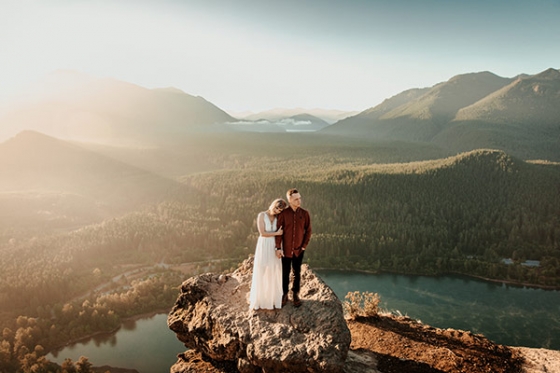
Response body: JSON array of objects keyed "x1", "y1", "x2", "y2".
[{"x1": 1, "y1": 0, "x2": 559, "y2": 112}]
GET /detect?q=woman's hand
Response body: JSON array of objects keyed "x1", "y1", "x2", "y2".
[{"x1": 275, "y1": 228, "x2": 283, "y2": 236}]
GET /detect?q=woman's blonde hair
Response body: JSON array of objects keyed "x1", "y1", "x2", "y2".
[{"x1": 268, "y1": 198, "x2": 288, "y2": 214}]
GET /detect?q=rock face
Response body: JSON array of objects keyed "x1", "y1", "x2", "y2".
[{"x1": 167, "y1": 257, "x2": 351, "y2": 373}]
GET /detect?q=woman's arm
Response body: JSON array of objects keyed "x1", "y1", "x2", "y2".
[
  {"x1": 275, "y1": 212, "x2": 284, "y2": 247},
  {"x1": 257, "y1": 212, "x2": 283, "y2": 237}
]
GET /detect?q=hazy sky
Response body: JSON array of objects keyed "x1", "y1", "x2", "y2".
[{"x1": 1, "y1": 0, "x2": 559, "y2": 113}]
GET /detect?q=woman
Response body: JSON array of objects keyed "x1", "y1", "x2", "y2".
[{"x1": 249, "y1": 198, "x2": 287, "y2": 310}]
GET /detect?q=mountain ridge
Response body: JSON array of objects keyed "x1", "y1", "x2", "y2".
[
  {"x1": 0, "y1": 71, "x2": 236, "y2": 143},
  {"x1": 1, "y1": 68, "x2": 558, "y2": 158},
  {"x1": 454, "y1": 68, "x2": 560, "y2": 125},
  {"x1": 324, "y1": 68, "x2": 560, "y2": 161},
  {"x1": 380, "y1": 71, "x2": 513, "y2": 123}
]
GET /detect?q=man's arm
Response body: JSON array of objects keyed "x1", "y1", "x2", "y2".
[{"x1": 301, "y1": 210, "x2": 312, "y2": 249}]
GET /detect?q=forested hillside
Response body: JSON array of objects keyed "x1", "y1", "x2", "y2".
[
  {"x1": 0, "y1": 131, "x2": 190, "y2": 235},
  {"x1": 180, "y1": 148, "x2": 560, "y2": 284},
  {"x1": 2, "y1": 134, "x2": 559, "y2": 317}
]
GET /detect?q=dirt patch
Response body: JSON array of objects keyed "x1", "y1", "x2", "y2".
[
  {"x1": 348, "y1": 314, "x2": 524, "y2": 373},
  {"x1": 513, "y1": 347, "x2": 560, "y2": 373}
]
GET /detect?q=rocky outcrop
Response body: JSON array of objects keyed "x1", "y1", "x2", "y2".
[{"x1": 167, "y1": 257, "x2": 351, "y2": 373}]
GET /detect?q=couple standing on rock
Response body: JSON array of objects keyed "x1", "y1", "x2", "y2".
[{"x1": 249, "y1": 188, "x2": 312, "y2": 310}]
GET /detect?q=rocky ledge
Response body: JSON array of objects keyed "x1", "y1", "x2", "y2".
[
  {"x1": 168, "y1": 257, "x2": 351, "y2": 373},
  {"x1": 168, "y1": 258, "x2": 560, "y2": 373}
]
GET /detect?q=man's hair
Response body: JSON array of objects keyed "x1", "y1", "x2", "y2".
[{"x1": 287, "y1": 188, "x2": 299, "y2": 198}]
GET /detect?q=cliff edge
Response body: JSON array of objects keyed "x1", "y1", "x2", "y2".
[
  {"x1": 168, "y1": 257, "x2": 351, "y2": 373},
  {"x1": 168, "y1": 258, "x2": 559, "y2": 373}
]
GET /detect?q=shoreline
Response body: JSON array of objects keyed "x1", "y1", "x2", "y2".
[
  {"x1": 313, "y1": 267, "x2": 560, "y2": 291},
  {"x1": 448, "y1": 272, "x2": 560, "y2": 291},
  {"x1": 49, "y1": 308, "x2": 172, "y2": 353},
  {"x1": 122, "y1": 308, "x2": 171, "y2": 322}
]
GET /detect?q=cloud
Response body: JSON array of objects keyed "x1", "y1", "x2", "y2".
[
  {"x1": 277, "y1": 119, "x2": 312, "y2": 126},
  {"x1": 227, "y1": 119, "x2": 313, "y2": 127}
]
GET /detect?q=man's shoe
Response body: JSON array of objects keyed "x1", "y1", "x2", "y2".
[
  {"x1": 281, "y1": 294, "x2": 288, "y2": 307},
  {"x1": 293, "y1": 293, "x2": 302, "y2": 308}
]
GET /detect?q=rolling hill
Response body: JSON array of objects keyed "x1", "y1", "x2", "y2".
[{"x1": 0, "y1": 130, "x2": 189, "y2": 231}]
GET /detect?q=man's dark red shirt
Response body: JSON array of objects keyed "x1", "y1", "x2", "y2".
[{"x1": 275, "y1": 207, "x2": 312, "y2": 258}]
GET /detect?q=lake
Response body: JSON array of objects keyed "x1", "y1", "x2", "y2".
[
  {"x1": 48, "y1": 272, "x2": 560, "y2": 373},
  {"x1": 317, "y1": 270, "x2": 560, "y2": 350},
  {"x1": 48, "y1": 313, "x2": 185, "y2": 373}
]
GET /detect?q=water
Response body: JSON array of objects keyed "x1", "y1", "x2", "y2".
[
  {"x1": 48, "y1": 313, "x2": 185, "y2": 373},
  {"x1": 317, "y1": 270, "x2": 560, "y2": 349},
  {"x1": 48, "y1": 273, "x2": 560, "y2": 372}
]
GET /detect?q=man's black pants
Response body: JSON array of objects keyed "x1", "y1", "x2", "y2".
[{"x1": 282, "y1": 251, "x2": 305, "y2": 295}]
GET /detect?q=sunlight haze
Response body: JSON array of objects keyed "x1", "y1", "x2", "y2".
[
  {"x1": 2, "y1": 3, "x2": 560, "y2": 372},
  {"x1": 1, "y1": 0, "x2": 559, "y2": 112}
]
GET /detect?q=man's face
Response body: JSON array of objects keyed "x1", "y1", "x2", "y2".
[{"x1": 289, "y1": 193, "x2": 301, "y2": 209}]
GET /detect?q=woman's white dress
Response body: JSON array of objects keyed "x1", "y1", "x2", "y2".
[{"x1": 249, "y1": 212, "x2": 283, "y2": 310}]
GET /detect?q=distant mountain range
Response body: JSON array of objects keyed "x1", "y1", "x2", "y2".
[
  {"x1": 1, "y1": 68, "x2": 558, "y2": 160},
  {"x1": 324, "y1": 68, "x2": 560, "y2": 160},
  {"x1": 232, "y1": 107, "x2": 359, "y2": 124},
  {"x1": 0, "y1": 71, "x2": 359, "y2": 141}
]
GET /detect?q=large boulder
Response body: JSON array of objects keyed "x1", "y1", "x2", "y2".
[{"x1": 168, "y1": 257, "x2": 351, "y2": 373}]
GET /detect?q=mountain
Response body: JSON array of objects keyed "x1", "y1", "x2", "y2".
[
  {"x1": 431, "y1": 68, "x2": 560, "y2": 158},
  {"x1": 453, "y1": 68, "x2": 560, "y2": 125},
  {"x1": 324, "y1": 68, "x2": 560, "y2": 160},
  {"x1": 355, "y1": 87, "x2": 431, "y2": 120},
  {"x1": 380, "y1": 72, "x2": 513, "y2": 123},
  {"x1": 0, "y1": 130, "x2": 187, "y2": 229},
  {"x1": 325, "y1": 71, "x2": 513, "y2": 140},
  {"x1": 0, "y1": 70, "x2": 235, "y2": 143},
  {"x1": 236, "y1": 107, "x2": 359, "y2": 124}
]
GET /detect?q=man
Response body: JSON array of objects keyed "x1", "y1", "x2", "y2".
[{"x1": 275, "y1": 188, "x2": 312, "y2": 308}]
